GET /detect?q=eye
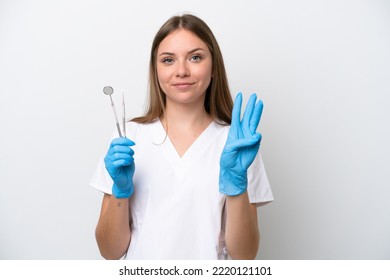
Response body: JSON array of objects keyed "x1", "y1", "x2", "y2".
[
  {"x1": 162, "y1": 57, "x2": 174, "y2": 64},
  {"x1": 190, "y1": 55, "x2": 202, "y2": 62}
]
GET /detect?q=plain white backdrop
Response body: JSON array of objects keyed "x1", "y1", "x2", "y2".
[{"x1": 0, "y1": 0, "x2": 389, "y2": 259}]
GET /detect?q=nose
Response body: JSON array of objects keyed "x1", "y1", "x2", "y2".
[{"x1": 176, "y1": 60, "x2": 190, "y2": 77}]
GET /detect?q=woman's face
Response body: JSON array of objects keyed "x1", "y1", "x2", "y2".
[{"x1": 156, "y1": 29, "x2": 212, "y2": 107}]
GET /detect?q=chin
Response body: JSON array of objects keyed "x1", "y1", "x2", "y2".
[{"x1": 166, "y1": 92, "x2": 205, "y2": 105}]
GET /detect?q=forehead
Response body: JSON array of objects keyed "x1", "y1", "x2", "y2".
[{"x1": 158, "y1": 29, "x2": 209, "y2": 53}]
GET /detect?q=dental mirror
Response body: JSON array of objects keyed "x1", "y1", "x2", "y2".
[
  {"x1": 103, "y1": 86, "x2": 123, "y2": 137},
  {"x1": 103, "y1": 86, "x2": 113, "y2": 96}
]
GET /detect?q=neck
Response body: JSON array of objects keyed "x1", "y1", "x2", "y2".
[{"x1": 161, "y1": 99, "x2": 212, "y2": 130}]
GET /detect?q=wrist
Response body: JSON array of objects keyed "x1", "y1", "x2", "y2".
[
  {"x1": 219, "y1": 169, "x2": 247, "y2": 196},
  {"x1": 112, "y1": 183, "x2": 134, "y2": 199}
]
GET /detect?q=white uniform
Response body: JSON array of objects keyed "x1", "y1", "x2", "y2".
[{"x1": 90, "y1": 119, "x2": 273, "y2": 259}]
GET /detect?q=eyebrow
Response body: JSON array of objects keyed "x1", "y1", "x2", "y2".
[{"x1": 158, "y1": 48, "x2": 206, "y2": 56}]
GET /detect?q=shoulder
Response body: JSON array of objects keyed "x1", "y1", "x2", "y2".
[
  {"x1": 126, "y1": 118, "x2": 159, "y2": 133},
  {"x1": 205, "y1": 120, "x2": 230, "y2": 147},
  {"x1": 126, "y1": 118, "x2": 165, "y2": 143},
  {"x1": 213, "y1": 120, "x2": 230, "y2": 136}
]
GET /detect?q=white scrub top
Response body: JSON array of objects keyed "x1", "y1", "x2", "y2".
[{"x1": 90, "y1": 119, "x2": 273, "y2": 260}]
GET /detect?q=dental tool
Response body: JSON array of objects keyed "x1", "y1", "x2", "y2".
[
  {"x1": 103, "y1": 86, "x2": 123, "y2": 137},
  {"x1": 122, "y1": 89, "x2": 126, "y2": 137}
]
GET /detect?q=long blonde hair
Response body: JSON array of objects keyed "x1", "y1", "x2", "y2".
[{"x1": 132, "y1": 14, "x2": 233, "y2": 124}]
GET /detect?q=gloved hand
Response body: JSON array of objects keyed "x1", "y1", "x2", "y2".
[
  {"x1": 104, "y1": 137, "x2": 136, "y2": 199},
  {"x1": 219, "y1": 93, "x2": 263, "y2": 196}
]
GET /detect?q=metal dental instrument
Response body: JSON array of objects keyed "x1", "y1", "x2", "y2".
[
  {"x1": 122, "y1": 89, "x2": 126, "y2": 137},
  {"x1": 103, "y1": 86, "x2": 123, "y2": 137}
]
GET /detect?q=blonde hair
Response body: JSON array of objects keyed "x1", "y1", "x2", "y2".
[{"x1": 132, "y1": 14, "x2": 233, "y2": 124}]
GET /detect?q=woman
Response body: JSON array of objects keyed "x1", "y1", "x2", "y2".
[{"x1": 90, "y1": 14, "x2": 273, "y2": 260}]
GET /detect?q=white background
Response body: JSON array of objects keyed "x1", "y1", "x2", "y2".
[{"x1": 0, "y1": 0, "x2": 389, "y2": 259}]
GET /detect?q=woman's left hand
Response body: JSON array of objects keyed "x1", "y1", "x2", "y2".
[{"x1": 219, "y1": 92, "x2": 263, "y2": 196}]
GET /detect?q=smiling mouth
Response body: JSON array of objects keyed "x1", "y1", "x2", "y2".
[
  {"x1": 173, "y1": 82, "x2": 195, "y2": 86},
  {"x1": 172, "y1": 82, "x2": 196, "y2": 90}
]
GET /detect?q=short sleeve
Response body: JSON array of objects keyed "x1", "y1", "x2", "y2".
[
  {"x1": 247, "y1": 151, "x2": 274, "y2": 206},
  {"x1": 89, "y1": 154, "x2": 114, "y2": 195},
  {"x1": 89, "y1": 129, "x2": 119, "y2": 195},
  {"x1": 89, "y1": 121, "x2": 141, "y2": 195}
]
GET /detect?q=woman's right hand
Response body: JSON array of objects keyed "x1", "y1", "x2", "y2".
[{"x1": 104, "y1": 137, "x2": 136, "y2": 199}]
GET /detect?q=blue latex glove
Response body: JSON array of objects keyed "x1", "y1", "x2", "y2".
[
  {"x1": 104, "y1": 137, "x2": 136, "y2": 199},
  {"x1": 219, "y1": 93, "x2": 263, "y2": 196}
]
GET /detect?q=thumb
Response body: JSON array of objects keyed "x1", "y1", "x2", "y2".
[{"x1": 226, "y1": 134, "x2": 261, "y2": 151}]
